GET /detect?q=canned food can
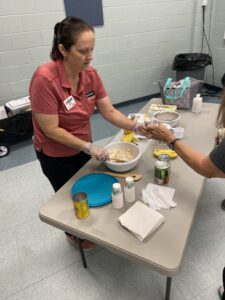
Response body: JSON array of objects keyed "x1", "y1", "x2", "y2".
[
  {"x1": 72, "y1": 192, "x2": 89, "y2": 219},
  {"x1": 158, "y1": 154, "x2": 170, "y2": 163},
  {"x1": 154, "y1": 160, "x2": 170, "y2": 185}
]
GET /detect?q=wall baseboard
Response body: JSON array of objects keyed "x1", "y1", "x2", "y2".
[{"x1": 203, "y1": 83, "x2": 223, "y2": 93}]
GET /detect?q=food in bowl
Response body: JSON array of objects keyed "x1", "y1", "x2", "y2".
[
  {"x1": 108, "y1": 147, "x2": 136, "y2": 162},
  {"x1": 104, "y1": 142, "x2": 141, "y2": 172},
  {"x1": 152, "y1": 111, "x2": 180, "y2": 127}
]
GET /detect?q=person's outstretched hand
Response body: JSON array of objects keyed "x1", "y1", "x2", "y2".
[
  {"x1": 82, "y1": 142, "x2": 109, "y2": 161},
  {"x1": 132, "y1": 123, "x2": 152, "y2": 139},
  {"x1": 145, "y1": 123, "x2": 175, "y2": 143}
]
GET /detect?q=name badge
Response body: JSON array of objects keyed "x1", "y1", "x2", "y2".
[
  {"x1": 63, "y1": 96, "x2": 76, "y2": 110},
  {"x1": 85, "y1": 90, "x2": 95, "y2": 99}
]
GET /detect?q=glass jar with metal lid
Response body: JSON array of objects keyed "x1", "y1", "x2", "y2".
[
  {"x1": 154, "y1": 159, "x2": 170, "y2": 185},
  {"x1": 158, "y1": 153, "x2": 170, "y2": 163}
]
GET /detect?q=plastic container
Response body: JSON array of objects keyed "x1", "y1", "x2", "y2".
[
  {"x1": 124, "y1": 176, "x2": 136, "y2": 203},
  {"x1": 152, "y1": 111, "x2": 180, "y2": 128},
  {"x1": 192, "y1": 94, "x2": 202, "y2": 113},
  {"x1": 112, "y1": 183, "x2": 123, "y2": 209}
]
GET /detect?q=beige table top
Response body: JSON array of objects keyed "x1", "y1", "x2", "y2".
[{"x1": 39, "y1": 101, "x2": 218, "y2": 277}]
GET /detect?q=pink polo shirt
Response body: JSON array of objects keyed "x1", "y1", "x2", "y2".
[{"x1": 29, "y1": 60, "x2": 107, "y2": 157}]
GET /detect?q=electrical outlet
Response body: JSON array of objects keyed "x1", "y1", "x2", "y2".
[{"x1": 202, "y1": 0, "x2": 207, "y2": 6}]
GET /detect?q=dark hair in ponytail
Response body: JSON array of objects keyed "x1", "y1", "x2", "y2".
[{"x1": 50, "y1": 17, "x2": 94, "y2": 61}]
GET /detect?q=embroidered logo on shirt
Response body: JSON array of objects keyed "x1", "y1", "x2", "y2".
[
  {"x1": 63, "y1": 96, "x2": 76, "y2": 110},
  {"x1": 85, "y1": 91, "x2": 95, "y2": 99}
]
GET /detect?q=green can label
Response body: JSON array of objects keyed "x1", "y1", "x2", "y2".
[{"x1": 154, "y1": 161, "x2": 170, "y2": 185}]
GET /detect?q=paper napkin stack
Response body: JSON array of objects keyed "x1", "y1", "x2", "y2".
[{"x1": 118, "y1": 201, "x2": 165, "y2": 241}]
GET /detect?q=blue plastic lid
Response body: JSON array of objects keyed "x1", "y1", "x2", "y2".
[{"x1": 71, "y1": 173, "x2": 118, "y2": 207}]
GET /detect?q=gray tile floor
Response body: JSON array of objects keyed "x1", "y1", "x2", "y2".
[
  {"x1": 1, "y1": 95, "x2": 224, "y2": 300},
  {"x1": 1, "y1": 153, "x2": 225, "y2": 300}
]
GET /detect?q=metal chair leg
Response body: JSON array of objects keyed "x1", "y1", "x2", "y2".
[
  {"x1": 77, "y1": 238, "x2": 87, "y2": 268},
  {"x1": 165, "y1": 277, "x2": 172, "y2": 300}
]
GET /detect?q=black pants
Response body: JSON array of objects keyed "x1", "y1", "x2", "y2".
[
  {"x1": 36, "y1": 150, "x2": 91, "y2": 240},
  {"x1": 36, "y1": 150, "x2": 90, "y2": 192}
]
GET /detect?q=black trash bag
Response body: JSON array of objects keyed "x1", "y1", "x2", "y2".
[{"x1": 172, "y1": 53, "x2": 212, "y2": 71}]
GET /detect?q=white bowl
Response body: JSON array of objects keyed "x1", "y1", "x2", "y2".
[
  {"x1": 104, "y1": 142, "x2": 141, "y2": 172},
  {"x1": 152, "y1": 111, "x2": 180, "y2": 127}
]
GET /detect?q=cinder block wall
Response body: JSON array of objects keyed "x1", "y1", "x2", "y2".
[{"x1": 0, "y1": 0, "x2": 216, "y2": 106}]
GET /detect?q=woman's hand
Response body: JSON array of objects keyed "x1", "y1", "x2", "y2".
[
  {"x1": 82, "y1": 142, "x2": 109, "y2": 161},
  {"x1": 132, "y1": 123, "x2": 152, "y2": 138},
  {"x1": 146, "y1": 123, "x2": 176, "y2": 143}
]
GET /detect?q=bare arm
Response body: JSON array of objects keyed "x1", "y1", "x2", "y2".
[
  {"x1": 34, "y1": 112, "x2": 89, "y2": 150},
  {"x1": 96, "y1": 96, "x2": 150, "y2": 135},
  {"x1": 96, "y1": 96, "x2": 134, "y2": 130},
  {"x1": 173, "y1": 140, "x2": 225, "y2": 178},
  {"x1": 148, "y1": 124, "x2": 225, "y2": 178}
]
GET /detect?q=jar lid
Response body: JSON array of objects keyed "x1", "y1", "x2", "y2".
[
  {"x1": 112, "y1": 182, "x2": 122, "y2": 194},
  {"x1": 72, "y1": 192, "x2": 87, "y2": 202},
  {"x1": 158, "y1": 154, "x2": 170, "y2": 162},
  {"x1": 155, "y1": 160, "x2": 169, "y2": 169},
  {"x1": 125, "y1": 176, "x2": 134, "y2": 188}
]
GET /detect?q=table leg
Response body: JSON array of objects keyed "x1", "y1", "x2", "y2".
[
  {"x1": 165, "y1": 277, "x2": 172, "y2": 300},
  {"x1": 77, "y1": 238, "x2": 87, "y2": 268}
]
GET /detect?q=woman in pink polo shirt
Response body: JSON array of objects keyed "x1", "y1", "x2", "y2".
[{"x1": 29, "y1": 17, "x2": 148, "y2": 250}]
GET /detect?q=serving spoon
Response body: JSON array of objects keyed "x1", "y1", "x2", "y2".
[{"x1": 96, "y1": 171, "x2": 142, "y2": 181}]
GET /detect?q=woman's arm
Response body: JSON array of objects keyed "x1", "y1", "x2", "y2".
[
  {"x1": 173, "y1": 140, "x2": 225, "y2": 178},
  {"x1": 34, "y1": 112, "x2": 88, "y2": 150},
  {"x1": 34, "y1": 112, "x2": 109, "y2": 160},
  {"x1": 96, "y1": 97, "x2": 134, "y2": 130},
  {"x1": 96, "y1": 96, "x2": 149, "y2": 135},
  {"x1": 148, "y1": 124, "x2": 225, "y2": 178}
]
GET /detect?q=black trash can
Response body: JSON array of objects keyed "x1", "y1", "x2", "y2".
[{"x1": 172, "y1": 53, "x2": 212, "y2": 81}]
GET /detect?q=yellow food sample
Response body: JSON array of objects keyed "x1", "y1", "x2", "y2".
[
  {"x1": 121, "y1": 132, "x2": 139, "y2": 144},
  {"x1": 153, "y1": 148, "x2": 177, "y2": 159},
  {"x1": 124, "y1": 129, "x2": 132, "y2": 135}
]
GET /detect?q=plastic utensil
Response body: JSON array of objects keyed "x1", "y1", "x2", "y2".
[{"x1": 97, "y1": 171, "x2": 142, "y2": 181}]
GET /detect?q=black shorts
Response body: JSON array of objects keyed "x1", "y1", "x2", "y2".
[{"x1": 36, "y1": 150, "x2": 90, "y2": 192}]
